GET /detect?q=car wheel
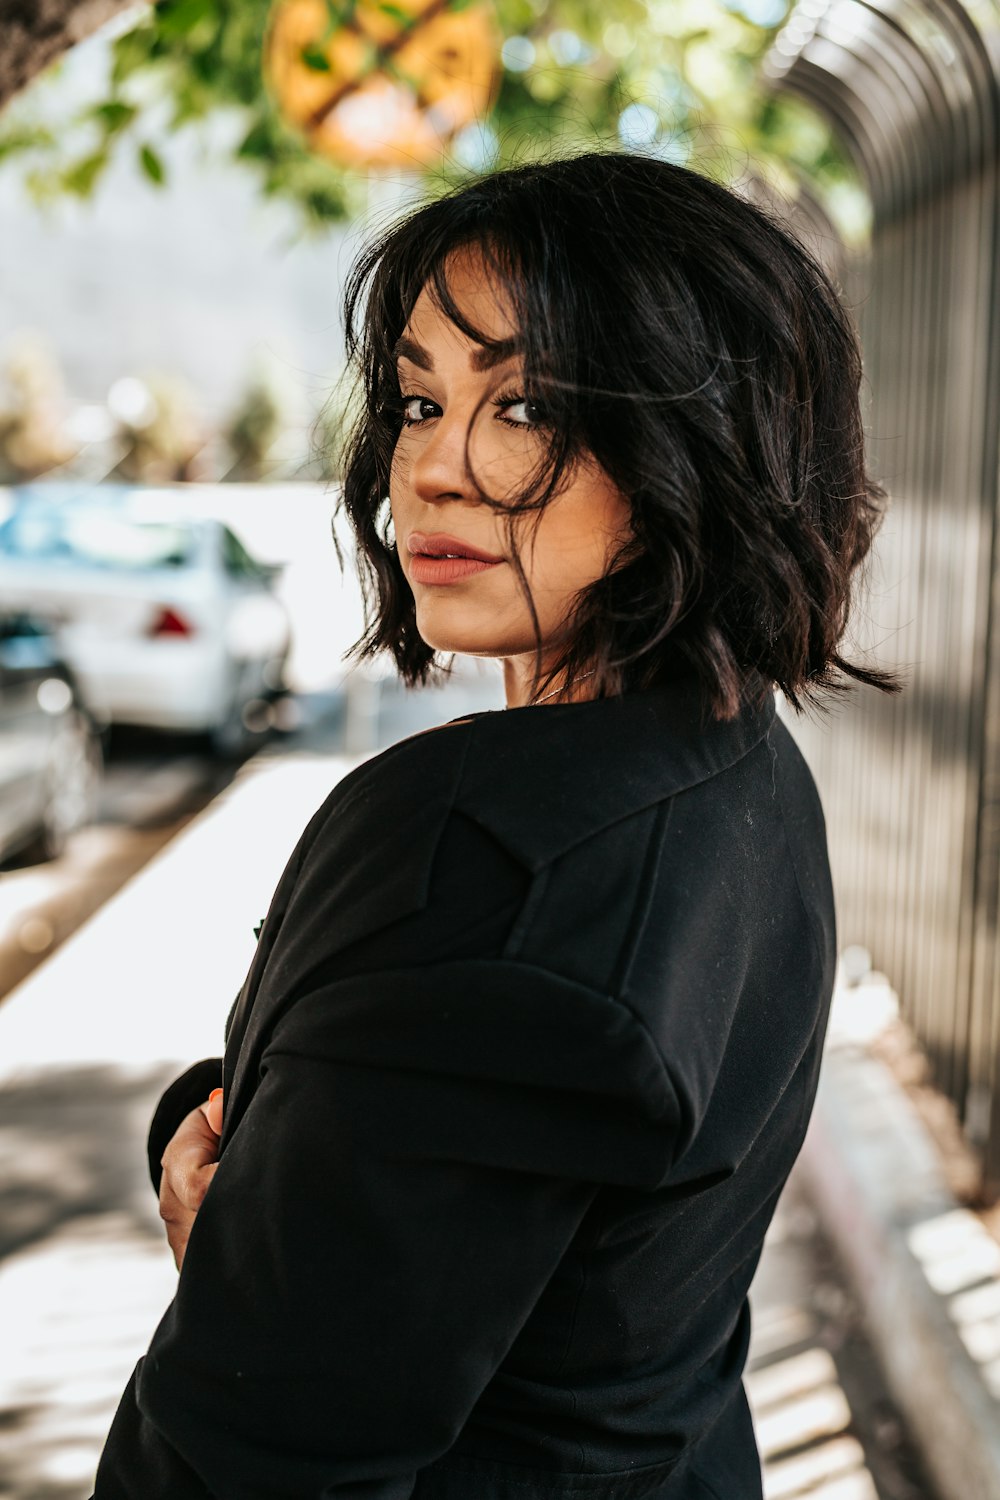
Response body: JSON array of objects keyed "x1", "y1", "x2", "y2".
[
  {"x1": 20, "y1": 707, "x2": 103, "y2": 863},
  {"x1": 209, "y1": 702, "x2": 250, "y2": 760},
  {"x1": 208, "y1": 670, "x2": 271, "y2": 761}
]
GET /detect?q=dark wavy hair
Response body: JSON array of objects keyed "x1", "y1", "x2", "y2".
[{"x1": 331, "y1": 148, "x2": 903, "y2": 722}]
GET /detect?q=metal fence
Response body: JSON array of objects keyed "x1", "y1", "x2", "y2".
[{"x1": 760, "y1": 0, "x2": 1000, "y2": 1194}]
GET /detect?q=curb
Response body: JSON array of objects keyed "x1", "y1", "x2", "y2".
[
  {"x1": 794, "y1": 970, "x2": 1000, "y2": 1500},
  {"x1": 0, "y1": 750, "x2": 362, "y2": 1082}
]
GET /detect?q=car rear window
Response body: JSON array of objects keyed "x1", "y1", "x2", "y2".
[{"x1": 0, "y1": 510, "x2": 197, "y2": 570}]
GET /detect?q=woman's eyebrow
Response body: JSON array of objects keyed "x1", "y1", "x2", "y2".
[
  {"x1": 393, "y1": 335, "x2": 432, "y2": 370},
  {"x1": 392, "y1": 334, "x2": 524, "y2": 372}
]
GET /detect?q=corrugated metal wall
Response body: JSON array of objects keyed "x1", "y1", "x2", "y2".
[{"x1": 760, "y1": 0, "x2": 1000, "y2": 1192}]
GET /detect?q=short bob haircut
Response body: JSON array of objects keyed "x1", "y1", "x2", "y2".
[{"x1": 333, "y1": 148, "x2": 902, "y2": 722}]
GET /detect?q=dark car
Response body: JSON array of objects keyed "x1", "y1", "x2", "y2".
[{"x1": 0, "y1": 610, "x2": 103, "y2": 865}]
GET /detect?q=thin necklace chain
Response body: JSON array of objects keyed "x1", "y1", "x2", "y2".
[{"x1": 527, "y1": 669, "x2": 596, "y2": 707}]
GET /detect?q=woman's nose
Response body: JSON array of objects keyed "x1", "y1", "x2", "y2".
[{"x1": 408, "y1": 412, "x2": 480, "y2": 504}]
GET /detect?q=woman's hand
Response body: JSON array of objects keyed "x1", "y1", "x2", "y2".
[{"x1": 159, "y1": 1089, "x2": 224, "y2": 1272}]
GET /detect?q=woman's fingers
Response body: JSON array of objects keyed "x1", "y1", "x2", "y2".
[
  {"x1": 162, "y1": 1104, "x2": 222, "y2": 1197},
  {"x1": 159, "y1": 1166, "x2": 218, "y2": 1271},
  {"x1": 158, "y1": 1101, "x2": 224, "y2": 1270},
  {"x1": 201, "y1": 1087, "x2": 224, "y2": 1136},
  {"x1": 170, "y1": 1155, "x2": 218, "y2": 1214}
]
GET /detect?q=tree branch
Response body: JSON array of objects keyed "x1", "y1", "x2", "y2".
[{"x1": 0, "y1": 0, "x2": 145, "y2": 113}]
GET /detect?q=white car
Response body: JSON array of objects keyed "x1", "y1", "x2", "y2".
[
  {"x1": 0, "y1": 609, "x2": 102, "y2": 864},
  {"x1": 0, "y1": 489, "x2": 291, "y2": 756}
]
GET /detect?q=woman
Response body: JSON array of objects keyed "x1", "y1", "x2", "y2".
[{"x1": 92, "y1": 150, "x2": 900, "y2": 1499}]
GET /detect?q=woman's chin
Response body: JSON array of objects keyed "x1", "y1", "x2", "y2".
[
  {"x1": 421, "y1": 634, "x2": 514, "y2": 659},
  {"x1": 415, "y1": 608, "x2": 527, "y2": 660}
]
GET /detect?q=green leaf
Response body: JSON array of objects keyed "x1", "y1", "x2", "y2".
[
  {"x1": 320, "y1": 0, "x2": 351, "y2": 36},
  {"x1": 237, "y1": 117, "x2": 275, "y2": 159},
  {"x1": 300, "y1": 44, "x2": 333, "y2": 71},
  {"x1": 155, "y1": 0, "x2": 217, "y2": 38},
  {"x1": 91, "y1": 100, "x2": 137, "y2": 134},
  {"x1": 110, "y1": 23, "x2": 157, "y2": 85},
  {"x1": 139, "y1": 143, "x2": 166, "y2": 184},
  {"x1": 25, "y1": 167, "x2": 63, "y2": 206},
  {"x1": 378, "y1": 2, "x2": 412, "y2": 22},
  {"x1": 170, "y1": 85, "x2": 212, "y2": 127},
  {"x1": 0, "y1": 124, "x2": 57, "y2": 162},
  {"x1": 60, "y1": 150, "x2": 109, "y2": 197}
]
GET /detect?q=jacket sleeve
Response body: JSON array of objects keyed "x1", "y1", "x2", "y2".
[{"x1": 92, "y1": 958, "x2": 678, "y2": 1500}]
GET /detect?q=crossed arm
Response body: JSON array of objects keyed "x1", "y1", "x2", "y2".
[{"x1": 92, "y1": 959, "x2": 674, "y2": 1500}]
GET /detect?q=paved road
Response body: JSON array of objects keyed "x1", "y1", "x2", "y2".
[
  {"x1": 0, "y1": 674, "x2": 941, "y2": 1500},
  {"x1": 0, "y1": 737, "x2": 241, "y2": 1004},
  {"x1": 0, "y1": 693, "x2": 351, "y2": 1004}
]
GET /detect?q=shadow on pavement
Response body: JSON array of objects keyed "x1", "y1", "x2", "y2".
[
  {"x1": 0, "y1": 1064, "x2": 186, "y2": 1500},
  {"x1": 0, "y1": 1063, "x2": 179, "y2": 1263}
]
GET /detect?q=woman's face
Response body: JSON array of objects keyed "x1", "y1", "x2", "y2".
[{"x1": 389, "y1": 245, "x2": 633, "y2": 703}]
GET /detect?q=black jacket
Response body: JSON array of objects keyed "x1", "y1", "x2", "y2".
[{"x1": 92, "y1": 671, "x2": 837, "y2": 1500}]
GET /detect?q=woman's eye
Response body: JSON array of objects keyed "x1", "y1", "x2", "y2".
[
  {"x1": 495, "y1": 395, "x2": 545, "y2": 428},
  {"x1": 401, "y1": 396, "x2": 440, "y2": 426},
  {"x1": 395, "y1": 391, "x2": 545, "y2": 429}
]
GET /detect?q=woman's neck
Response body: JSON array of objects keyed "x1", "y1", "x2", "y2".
[{"x1": 502, "y1": 661, "x2": 598, "y2": 708}]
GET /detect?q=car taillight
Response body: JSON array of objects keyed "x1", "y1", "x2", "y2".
[{"x1": 148, "y1": 607, "x2": 195, "y2": 638}]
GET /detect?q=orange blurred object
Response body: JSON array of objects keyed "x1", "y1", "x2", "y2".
[{"x1": 264, "y1": 0, "x2": 501, "y2": 169}]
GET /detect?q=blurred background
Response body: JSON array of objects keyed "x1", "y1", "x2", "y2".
[{"x1": 1, "y1": 0, "x2": 1000, "y2": 1496}]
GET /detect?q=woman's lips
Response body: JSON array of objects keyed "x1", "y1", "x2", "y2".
[
  {"x1": 409, "y1": 555, "x2": 504, "y2": 585},
  {"x1": 405, "y1": 530, "x2": 506, "y2": 585},
  {"x1": 406, "y1": 530, "x2": 504, "y2": 563}
]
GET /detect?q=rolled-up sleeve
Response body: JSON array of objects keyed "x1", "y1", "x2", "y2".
[{"x1": 93, "y1": 959, "x2": 677, "y2": 1499}]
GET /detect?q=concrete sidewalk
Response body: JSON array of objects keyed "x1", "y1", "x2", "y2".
[
  {"x1": 796, "y1": 977, "x2": 1000, "y2": 1500},
  {"x1": 0, "y1": 727, "x2": 938, "y2": 1500},
  {"x1": 0, "y1": 745, "x2": 366, "y2": 1498}
]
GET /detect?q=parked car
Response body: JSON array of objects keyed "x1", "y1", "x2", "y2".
[
  {"x1": 0, "y1": 487, "x2": 292, "y2": 757},
  {"x1": 0, "y1": 610, "x2": 103, "y2": 864}
]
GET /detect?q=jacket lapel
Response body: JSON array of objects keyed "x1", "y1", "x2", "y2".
[{"x1": 221, "y1": 726, "x2": 473, "y2": 1142}]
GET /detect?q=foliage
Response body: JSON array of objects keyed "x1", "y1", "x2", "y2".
[
  {"x1": 107, "y1": 372, "x2": 206, "y2": 482},
  {"x1": 0, "y1": 334, "x2": 79, "y2": 484},
  {"x1": 221, "y1": 369, "x2": 289, "y2": 481},
  {"x1": 0, "y1": 0, "x2": 865, "y2": 240}
]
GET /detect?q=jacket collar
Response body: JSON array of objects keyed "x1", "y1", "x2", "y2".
[{"x1": 454, "y1": 671, "x2": 777, "y2": 871}]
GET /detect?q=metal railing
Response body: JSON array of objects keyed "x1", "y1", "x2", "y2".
[{"x1": 760, "y1": 0, "x2": 1000, "y2": 1193}]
